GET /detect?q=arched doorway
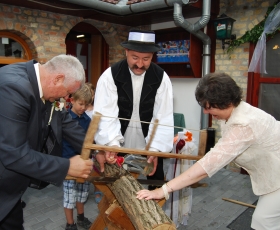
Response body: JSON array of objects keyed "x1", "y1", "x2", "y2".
[
  {"x1": 0, "y1": 31, "x2": 32, "y2": 67},
  {"x1": 65, "y1": 22, "x2": 109, "y2": 87}
]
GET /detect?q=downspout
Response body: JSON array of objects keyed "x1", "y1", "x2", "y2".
[
  {"x1": 173, "y1": 0, "x2": 211, "y2": 129},
  {"x1": 61, "y1": 0, "x2": 190, "y2": 15},
  {"x1": 62, "y1": 0, "x2": 210, "y2": 129}
]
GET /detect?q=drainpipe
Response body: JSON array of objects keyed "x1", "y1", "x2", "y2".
[
  {"x1": 173, "y1": 0, "x2": 211, "y2": 129},
  {"x1": 62, "y1": 0, "x2": 210, "y2": 129},
  {"x1": 61, "y1": 0, "x2": 190, "y2": 15}
]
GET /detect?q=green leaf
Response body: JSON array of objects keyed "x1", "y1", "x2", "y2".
[{"x1": 226, "y1": 0, "x2": 280, "y2": 56}]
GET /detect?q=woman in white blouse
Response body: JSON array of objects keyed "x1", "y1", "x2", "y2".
[{"x1": 136, "y1": 72, "x2": 280, "y2": 230}]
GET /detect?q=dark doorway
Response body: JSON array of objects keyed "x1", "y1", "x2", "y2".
[{"x1": 65, "y1": 22, "x2": 109, "y2": 87}]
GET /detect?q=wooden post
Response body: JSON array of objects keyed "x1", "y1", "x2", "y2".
[
  {"x1": 198, "y1": 129, "x2": 207, "y2": 156},
  {"x1": 191, "y1": 129, "x2": 208, "y2": 188}
]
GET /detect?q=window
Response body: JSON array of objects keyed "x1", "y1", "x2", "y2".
[
  {"x1": 0, "y1": 31, "x2": 32, "y2": 65},
  {"x1": 247, "y1": 32, "x2": 280, "y2": 120}
]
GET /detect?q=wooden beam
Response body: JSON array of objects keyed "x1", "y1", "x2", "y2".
[{"x1": 85, "y1": 144, "x2": 203, "y2": 161}]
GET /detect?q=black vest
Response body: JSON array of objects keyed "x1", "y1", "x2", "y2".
[{"x1": 111, "y1": 60, "x2": 164, "y2": 137}]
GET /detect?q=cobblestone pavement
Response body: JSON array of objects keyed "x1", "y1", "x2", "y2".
[{"x1": 22, "y1": 167, "x2": 257, "y2": 230}]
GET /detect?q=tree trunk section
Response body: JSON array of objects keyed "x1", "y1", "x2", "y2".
[{"x1": 96, "y1": 161, "x2": 176, "y2": 230}]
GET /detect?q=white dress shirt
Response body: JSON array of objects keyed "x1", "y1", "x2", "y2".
[
  {"x1": 93, "y1": 65, "x2": 174, "y2": 153},
  {"x1": 34, "y1": 63, "x2": 43, "y2": 100}
]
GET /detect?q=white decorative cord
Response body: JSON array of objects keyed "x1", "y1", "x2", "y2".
[{"x1": 100, "y1": 114, "x2": 199, "y2": 132}]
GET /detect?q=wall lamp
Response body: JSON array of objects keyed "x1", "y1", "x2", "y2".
[
  {"x1": 76, "y1": 34, "x2": 85, "y2": 38},
  {"x1": 213, "y1": 13, "x2": 236, "y2": 50}
]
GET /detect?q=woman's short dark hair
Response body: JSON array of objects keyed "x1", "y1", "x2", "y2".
[{"x1": 195, "y1": 72, "x2": 243, "y2": 109}]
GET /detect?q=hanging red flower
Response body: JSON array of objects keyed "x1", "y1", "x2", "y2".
[{"x1": 176, "y1": 139, "x2": 185, "y2": 153}]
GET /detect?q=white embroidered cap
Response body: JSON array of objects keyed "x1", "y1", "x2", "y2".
[{"x1": 120, "y1": 29, "x2": 161, "y2": 53}]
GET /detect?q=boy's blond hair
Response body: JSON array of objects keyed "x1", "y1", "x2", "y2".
[
  {"x1": 85, "y1": 82, "x2": 95, "y2": 93},
  {"x1": 85, "y1": 82, "x2": 95, "y2": 104},
  {"x1": 71, "y1": 84, "x2": 92, "y2": 105}
]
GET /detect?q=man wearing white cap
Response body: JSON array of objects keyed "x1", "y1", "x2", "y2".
[{"x1": 93, "y1": 29, "x2": 174, "y2": 188}]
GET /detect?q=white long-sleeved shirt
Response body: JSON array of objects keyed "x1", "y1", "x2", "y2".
[{"x1": 93, "y1": 66, "x2": 174, "y2": 153}]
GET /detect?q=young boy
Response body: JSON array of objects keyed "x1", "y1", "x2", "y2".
[{"x1": 62, "y1": 84, "x2": 93, "y2": 230}]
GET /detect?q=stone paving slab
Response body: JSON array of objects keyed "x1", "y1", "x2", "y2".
[{"x1": 22, "y1": 168, "x2": 257, "y2": 230}]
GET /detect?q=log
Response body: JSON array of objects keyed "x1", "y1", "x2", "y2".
[
  {"x1": 96, "y1": 162, "x2": 176, "y2": 230},
  {"x1": 109, "y1": 175, "x2": 175, "y2": 230}
]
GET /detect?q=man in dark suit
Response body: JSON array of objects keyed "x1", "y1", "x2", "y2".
[{"x1": 0, "y1": 54, "x2": 93, "y2": 230}]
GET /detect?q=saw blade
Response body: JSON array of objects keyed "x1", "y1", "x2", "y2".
[{"x1": 86, "y1": 176, "x2": 167, "y2": 186}]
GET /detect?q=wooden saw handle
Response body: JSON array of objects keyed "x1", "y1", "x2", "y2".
[
  {"x1": 80, "y1": 112, "x2": 102, "y2": 160},
  {"x1": 65, "y1": 112, "x2": 102, "y2": 181},
  {"x1": 145, "y1": 119, "x2": 159, "y2": 151},
  {"x1": 143, "y1": 119, "x2": 159, "y2": 175}
]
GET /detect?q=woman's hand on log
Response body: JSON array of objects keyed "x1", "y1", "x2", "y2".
[
  {"x1": 147, "y1": 156, "x2": 158, "y2": 176},
  {"x1": 68, "y1": 155, "x2": 93, "y2": 178},
  {"x1": 136, "y1": 188, "x2": 164, "y2": 200}
]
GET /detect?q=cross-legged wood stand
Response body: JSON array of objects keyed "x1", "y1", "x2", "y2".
[
  {"x1": 90, "y1": 170, "x2": 136, "y2": 230},
  {"x1": 89, "y1": 169, "x2": 172, "y2": 230}
]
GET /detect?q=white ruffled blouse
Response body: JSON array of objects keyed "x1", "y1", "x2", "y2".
[{"x1": 198, "y1": 101, "x2": 280, "y2": 195}]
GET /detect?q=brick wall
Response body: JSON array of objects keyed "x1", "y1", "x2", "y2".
[
  {"x1": 83, "y1": 19, "x2": 150, "y2": 65},
  {"x1": 0, "y1": 3, "x2": 149, "y2": 64},
  {"x1": 214, "y1": 0, "x2": 275, "y2": 172},
  {"x1": 0, "y1": 3, "x2": 83, "y2": 63}
]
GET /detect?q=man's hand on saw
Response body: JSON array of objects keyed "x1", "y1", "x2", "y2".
[
  {"x1": 104, "y1": 150, "x2": 118, "y2": 164},
  {"x1": 95, "y1": 151, "x2": 106, "y2": 172},
  {"x1": 68, "y1": 155, "x2": 93, "y2": 178},
  {"x1": 147, "y1": 156, "x2": 158, "y2": 176},
  {"x1": 95, "y1": 149, "x2": 118, "y2": 172}
]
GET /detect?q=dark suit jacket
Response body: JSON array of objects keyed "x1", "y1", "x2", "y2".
[{"x1": 0, "y1": 60, "x2": 86, "y2": 221}]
